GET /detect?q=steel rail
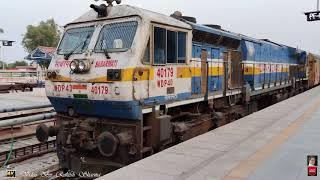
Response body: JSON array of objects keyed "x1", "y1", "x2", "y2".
[
  {"x1": 0, "y1": 103, "x2": 52, "y2": 113},
  {"x1": 0, "y1": 112, "x2": 57, "y2": 128}
]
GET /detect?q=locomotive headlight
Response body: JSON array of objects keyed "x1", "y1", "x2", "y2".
[
  {"x1": 70, "y1": 59, "x2": 91, "y2": 73},
  {"x1": 70, "y1": 60, "x2": 78, "y2": 72},
  {"x1": 78, "y1": 60, "x2": 86, "y2": 71}
]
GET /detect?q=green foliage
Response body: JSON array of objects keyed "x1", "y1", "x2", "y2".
[
  {"x1": 7, "y1": 61, "x2": 28, "y2": 68},
  {"x1": 38, "y1": 60, "x2": 50, "y2": 69},
  {"x1": 22, "y1": 19, "x2": 60, "y2": 52},
  {"x1": 0, "y1": 61, "x2": 6, "y2": 68}
]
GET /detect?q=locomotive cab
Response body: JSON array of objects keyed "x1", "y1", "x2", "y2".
[{"x1": 45, "y1": 2, "x2": 192, "y2": 120}]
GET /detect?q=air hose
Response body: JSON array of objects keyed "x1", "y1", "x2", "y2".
[{"x1": 0, "y1": 126, "x2": 15, "y2": 170}]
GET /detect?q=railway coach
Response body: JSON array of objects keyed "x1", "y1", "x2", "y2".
[{"x1": 36, "y1": 0, "x2": 317, "y2": 175}]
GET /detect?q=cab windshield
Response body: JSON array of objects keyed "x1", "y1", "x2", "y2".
[
  {"x1": 95, "y1": 21, "x2": 138, "y2": 53},
  {"x1": 57, "y1": 26, "x2": 95, "y2": 55}
]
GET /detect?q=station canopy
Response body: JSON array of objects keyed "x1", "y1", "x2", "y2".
[{"x1": 25, "y1": 46, "x2": 56, "y2": 63}]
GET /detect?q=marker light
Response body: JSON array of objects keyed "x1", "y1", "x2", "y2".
[{"x1": 47, "y1": 72, "x2": 52, "y2": 78}]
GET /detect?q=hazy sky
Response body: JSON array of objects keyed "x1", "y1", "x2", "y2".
[{"x1": 0, "y1": 0, "x2": 319, "y2": 63}]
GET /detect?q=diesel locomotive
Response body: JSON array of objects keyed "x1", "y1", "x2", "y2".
[{"x1": 36, "y1": 0, "x2": 320, "y2": 175}]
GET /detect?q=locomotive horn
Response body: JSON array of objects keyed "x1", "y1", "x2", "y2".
[
  {"x1": 90, "y1": 4, "x2": 108, "y2": 18},
  {"x1": 105, "y1": 0, "x2": 121, "y2": 6}
]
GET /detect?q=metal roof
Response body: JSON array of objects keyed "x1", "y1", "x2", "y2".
[
  {"x1": 25, "y1": 46, "x2": 55, "y2": 62},
  {"x1": 187, "y1": 22, "x2": 241, "y2": 40},
  {"x1": 68, "y1": 5, "x2": 192, "y2": 30}
]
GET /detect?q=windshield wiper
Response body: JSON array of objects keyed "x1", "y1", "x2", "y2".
[
  {"x1": 64, "y1": 34, "x2": 91, "y2": 60},
  {"x1": 100, "y1": 32, "x2": 111, "y2": 59},
  {"x1": 103, "y1": 48, "x2": 111, "y2": 59},
  {"x1": 64, "y1": 43, "x2": 82, "y2": 60}
]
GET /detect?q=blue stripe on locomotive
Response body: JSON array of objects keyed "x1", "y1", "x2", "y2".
[
  {"x1": 48, "y1": 96, "x2": 143, "y2": 120},
  {"x1": 241, "y1": 39, "x2": 307, "y2": 88},
  {"x1": 241, "y1": 40, "x2": 304, "y2": 64},
  {"x1": 49, "y1": 92, "x2": 193, "y2": 120},
  {"x1": 244, "y1": 72, "x2": 290, "y2": 89}
]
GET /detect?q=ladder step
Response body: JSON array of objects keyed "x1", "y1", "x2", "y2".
[
  {"x1": 141, "y1": 147, "x2": 153, "y2": 154},
  {"x1": 143, "y1": 126, "x2": 152, "y2": 131}
]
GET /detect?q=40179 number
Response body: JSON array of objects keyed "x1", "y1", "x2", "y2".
[
  {"x1": 91, "y1": 86, "x2": 109, "y2": 95},
  {"x1": 156, "y1": 67, "x2": 174, "y2": 78}
]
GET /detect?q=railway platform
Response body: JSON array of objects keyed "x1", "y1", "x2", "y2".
[
  {"x1": 101, "y1": 86, "x2": 320, "y2": 180},
  {"x1": 0, "y1": 88, "x2": 49, "y2": 109}
]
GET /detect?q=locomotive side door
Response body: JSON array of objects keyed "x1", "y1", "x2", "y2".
[
  {"x1": 307, "y1": 54, "x2": 315, "y2": 87},
  {"x1": 228, "y1": 50, "x2": 243, "y2": 89},
  {"x1": 201, "y1": 49, "x2": 208, "y2": 96},
  {"x1": 133, "y1": 40, "x2": 150, "y2": 100}
]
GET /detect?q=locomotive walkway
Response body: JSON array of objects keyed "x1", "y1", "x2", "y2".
[{"x1": 101, "y1": 86, "x2": 320, "y2": 180}]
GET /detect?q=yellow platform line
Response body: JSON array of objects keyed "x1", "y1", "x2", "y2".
[{"x1": 223, "y1": 99, "x2": 320, "y2": 180}]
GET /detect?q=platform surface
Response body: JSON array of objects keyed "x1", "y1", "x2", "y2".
[
  {"x1": 0, "y1": 153, "x2": 58, "y2": 180},
  {"x1": 100, "y1": 86, "x2": 320, "y2": 180},
  {"x1": 0, "y1": 88, "x2": 49, "y2": 109}
]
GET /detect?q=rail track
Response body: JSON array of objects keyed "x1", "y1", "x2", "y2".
[
  {"x1": 0, "y1": 103, "x2": 57, "y2": 169},
  {"x1": 1, "y1": 143, "x2": 56, "y2": 169}
]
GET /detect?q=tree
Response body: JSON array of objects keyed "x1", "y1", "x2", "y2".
[
  {"x1": 0, "y1": 28, "x2": 3, "y2": 33},
  {"x1": 0, "y1": 61, "x2": 6, "y2": 68},
  {"x1": 22, "y1": 19, "x2": 60, "y2": 52},
  {"x1": 38, "y1": 60, "x2": 50, "y2": 69},
  {"x1": 7, "y1": 61, "x2": 28, "y2": 68}
]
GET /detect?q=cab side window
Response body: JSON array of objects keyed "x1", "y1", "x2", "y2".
[
  {"x1": 167, "y1": 30, "x2": 177, "y2": 63},
  {"x1": 154, "y1": 27, "x2": 166, "y2": 64},
  {"x1": 153, "y1": 26, "x2": 187, "y2": 64},
  {"x1": 178, "y1": 32, "x2": 187, "y2": 63},
  {"x1": 143, "y1": 40, "x2": 150, "y2": 63}
]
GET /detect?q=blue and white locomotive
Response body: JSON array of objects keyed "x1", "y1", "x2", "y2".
[{"x1": 36, "y1": 0, "x2": 315, "y2": 174}]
